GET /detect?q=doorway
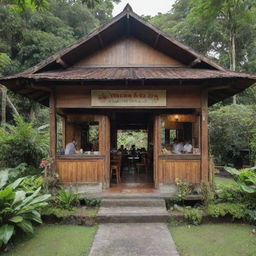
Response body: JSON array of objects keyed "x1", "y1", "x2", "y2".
[{"x1": 109, "y1": 111, "x2": 154, "y2": 190}]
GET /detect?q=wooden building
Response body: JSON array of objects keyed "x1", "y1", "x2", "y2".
[{"x1": 1, "y1": 5, "x2": 256, "y2": 193}]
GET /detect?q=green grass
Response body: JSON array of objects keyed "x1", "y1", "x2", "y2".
[
  {"x1": 215, "y1": 176, "x2": 236, "y2": 186},
  {"x1": 3, "y1": 224, "x2": 97, "y2": 256},
  {"x1": 170, "y1": 223, "x2": 256, "y2": 256}
]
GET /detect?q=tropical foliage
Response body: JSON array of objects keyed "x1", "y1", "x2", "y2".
[
  {"x1": 0, "y1": 115, "x2": 48, "y2": 169},
  {"x1": 0, "y1": 170, "x2": 50, "y2": 248}
]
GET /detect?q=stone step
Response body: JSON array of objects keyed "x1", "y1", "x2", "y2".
[
  {"x1": 97, "y1": 206, "x2": 169, "y2": 223},
  {"x1": 101, "y1": 198, "x2": 166, "y2": 208}
]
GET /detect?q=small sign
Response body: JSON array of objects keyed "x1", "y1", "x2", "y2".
[{"x1": 91, "y1": 90, "x2": 166, "y2": 107}]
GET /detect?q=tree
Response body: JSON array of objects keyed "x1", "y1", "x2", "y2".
[
  {"x1": 209, "y1": 104, "x2": 255, "y2": 164},
  {"x1": 188, "y1": 0, "x2": 256, "y2": 103}
]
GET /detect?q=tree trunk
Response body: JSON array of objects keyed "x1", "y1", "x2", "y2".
[
  {"x1": 1, "y1": 86, "x2": 7, "y2": 123},
  {"x1": 230, "y1": 31, "x2": 237, "y2": 104},
  {"x1": 6, "y1": 95, "x2": 19, "y2": 116}
]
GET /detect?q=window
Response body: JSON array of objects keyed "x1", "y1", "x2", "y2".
[{"x1": 160, "y1": 114, "x2": 200, "y2": 155}]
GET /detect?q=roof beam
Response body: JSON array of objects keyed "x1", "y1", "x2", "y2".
[
  {"x1": 126, "y1": 13, "x2": 130, "y2": 36},
  {"x1": 189, "y1": 58, "x2": 201, "y2": 68},
  {"x1": 29, "y1": 84, "x2": 53, "y2": 92},
  {"x1": 207, "y1": 85, "x2": 231, "y2": 91},
  {"x1": 97, "y1": 34, "x2": 104, "y2": 48},
  {"x1": 154, "y1": 33, "x2": 161, "y2": 48},
  {"x1": 56, "y1": 56, "x2": 69, "y2": 68}
]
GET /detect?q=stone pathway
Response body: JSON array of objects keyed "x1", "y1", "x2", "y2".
[{"x1": 88, "y1": 223, "x2": 179, "y2": 256}]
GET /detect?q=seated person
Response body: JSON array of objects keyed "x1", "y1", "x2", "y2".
[
  {"x1": 65, "y1": 138, "x2": 77, "y2": 155},
  {"x1": 130, "y1": 144, "x2": 137, "y2": 155},
  {"x1": 118, "y1": 145, "x2": 125, "y2": 153},
  {"x1": 172, "y1": 139, "x2": 184, "y2": 154},
  {"x1": 183, "y1": 140, "x2": 193, "y2": 153}
]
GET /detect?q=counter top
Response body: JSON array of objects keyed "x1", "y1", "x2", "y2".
[
  {"x1": 57, "y1": 154, "x2": 104, "y2": 160},
  {"x1": 159, "y1": 154, "x2": 201, "y2": 160}
]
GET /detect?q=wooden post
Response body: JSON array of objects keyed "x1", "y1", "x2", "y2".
[
  {"x1": 153, "y1": 115, "x2": 161, "y2": 188},
  {"x1": 49, "y1": 92, "x2": 57, "y2": 169},
  {"x1": 201, "y1": 90, "x2": 209, "y2": 181}
]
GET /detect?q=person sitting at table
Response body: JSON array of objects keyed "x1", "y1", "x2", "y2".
[
  {"x1": 172, "y1": 139, "x2": 183, "y2": 154},
  {"x1": 130, "y1": 144, "x2": 137, "y2": 155},
  {"x1": 118, "y1": 145, "x2": 125, "y2": 153},
  {"x1": 65, "y1": 138, "x2": 77, "y2": 155},
  {"x1": 183, "y1": 140, "x2": 193, "y2": 153}
]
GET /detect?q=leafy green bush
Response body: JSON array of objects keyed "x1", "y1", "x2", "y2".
[
  {"x1": 55, "y1": 189, "x2": 79, "y2": 210},
  {"x1": 201, "y1": 181, "x2": 215, "y2": 206},
  {"x1": 82, "y1": 198, "x2": 101, "y2": 207},
  {"x1": 174, "y1": 179, "x2": 199, "y2": 202},
  {"x1": 216, "y1": 184, "x2": 243, "y2": 203},
  {"x1": 0, "y1": 177, "x2": 50, "y2": 248},
  {"x1": 245, "y1": 210, "x2": 256, "y2": 225},
  {"x1": 225, "y1": 167, "x2": 256, "y2": 209},
  {"x1": 17, "y1": 175, "x2": 45, "y2": 194},
  {"x1": 41, "y1": 207, "x2": 74, "y2": 218},
  {"x1": 183, "y1": 208, "x2": 203, "y2": 225},
  {"x1": 209, "y1": 105, "x2": 255, "y2": 164},
  {"x1": 0, "y1": 116, "x2": 48, "y2": 169},
  {"x1": 206, "y1": 203, "x2": 246, "y2": 220}
]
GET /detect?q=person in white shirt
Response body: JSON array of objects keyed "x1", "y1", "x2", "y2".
[
  {"x1": 183, "y1": 140, "x2": 193, "y2": 153},
  {"x1": 172, "y1": 139, "x2": 183, "y2": 154},
  {"x1": 65, "y1": 138, "x2": 77, "y2": 155}
]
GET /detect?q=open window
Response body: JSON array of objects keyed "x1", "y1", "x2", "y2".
[
  {"x1": 160, "y1": 113, "x2": 200, "y2": 155},
  {"x1": 59, "y1": 114, "x2": 100, "y2": 155}
]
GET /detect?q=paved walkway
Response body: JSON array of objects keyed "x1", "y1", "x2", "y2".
[{"x1": 89, "y1": 223, "x2": 179, "y2": 256}]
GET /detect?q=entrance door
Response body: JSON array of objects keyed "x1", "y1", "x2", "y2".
[{"x1": 109, "y1": 111, "x2": 154, "y2": 187}]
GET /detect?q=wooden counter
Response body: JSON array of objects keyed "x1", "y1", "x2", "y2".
[{"x1": 56, "y1": 156, "x2": 105, "y2": 183}]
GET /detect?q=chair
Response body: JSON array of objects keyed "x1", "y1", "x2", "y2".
[
  {"x1": 110, "y1": 155, "x2": 122, "y2": 184},
  {"x1": 136, "y1": 156, "x2": 148, "y2": 175}
]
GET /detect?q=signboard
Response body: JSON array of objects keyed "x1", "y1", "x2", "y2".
[{"x1": 91, "y1": 90, "x2": 166, "y2": 107}]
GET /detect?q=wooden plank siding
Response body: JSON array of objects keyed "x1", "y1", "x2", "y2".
[
  {"x1": 158, "y1": 159, "x2": 201, "y2": 184},
  {"x1": 56, "y1": 114, "x2": 110, "y2": 186},
  {"x1": 55, "y1": 86, "x2": 201, "y2": 109},
  {"x1": 74, "y1": 37, "x2": 185, "y2": 67},
  {"x1": 56, "y1": 158, "x2": 104, "y2": 183}
]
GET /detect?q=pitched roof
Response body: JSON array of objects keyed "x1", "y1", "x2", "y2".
[{"x1": 0, "y1": 4, "x2": 256, "y2": 106}]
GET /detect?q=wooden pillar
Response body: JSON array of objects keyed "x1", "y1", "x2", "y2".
[
  {"x1": 153, "y1": 115, "x2": 161, "y2": 188},
  {"x1": 62, "y1": 116, "x2": 66, "y2": 149},
  {"x1": 201, "y1": 90, "x2": 209, "y2": 181},
  {"x1": 49, "y1": 92, "x2": 57, "y2": 166}
]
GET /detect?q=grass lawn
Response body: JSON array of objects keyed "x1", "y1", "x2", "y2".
[
  {"x1": 170, "y1": 223, "x2": 256, "y2": 256},
  {"x1": 3, "y1": 224, "x2": 97, "y2": 256},
  {"x1": 214, "y1": 176, "x2": 236, "y2": 186}
]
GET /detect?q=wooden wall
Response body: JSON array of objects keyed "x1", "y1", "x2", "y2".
[
  {"x1": 158, "y1": 159, "x2": 201, "y2": 184},
  {"x1": 55, "y1": 86, "x2": 201, "y2": 109},
  {"x1": 74, "y1": 37, "x2": 185, "y2": 67},
  {"x1": 56, "y1": 158, "x2": 104, "y2": 183},
  {"x1": 57, "y1": 114, "x2": 110, "y2": 187}
]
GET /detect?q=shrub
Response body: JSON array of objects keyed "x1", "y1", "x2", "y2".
[
  {"x1": 82, "y1": 198, "x2": 101, "y2": 207},
  {"x1": 55, "y1": 189, "x2": 79, "y2": 210},
  {"x1": 216, "y1": 184, "x2": 243, "y2": 203},
  {"x1": 0, "y1": 116, "x2": 48, "y2": 169},
  {"x1": 41, "y1": 207, "x2": 73, "y2": 218},
  {"x1": 17, "y1": 175, "x2": 45, "y2": 194},
  {"x1": 0, "y1": 182, "x2": 50, "y2": 248},
  {"x1": 183, "y1": 207, "x2": 203, "y2": 225},
  {"x1": 225, "y1": 167, "x2": 256, "y2": 209},
  {"x1": 245, "y1": 210, "x2": 256, "y2": 225},
  {"x1": 201, "y1": 181, "x2": 215, "y2": 206},
  {"x1": 174, "y1": 179, "x2": 199, "y2": 202},
  {"x1": 206, "y1": 203, "x2": 246, "y2": 220}
]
